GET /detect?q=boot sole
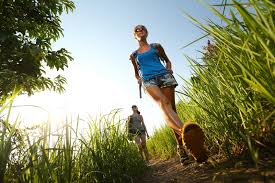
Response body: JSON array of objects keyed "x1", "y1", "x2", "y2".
[{"x1": 182, "y1": 122, "x2": 208, "y2": 163}]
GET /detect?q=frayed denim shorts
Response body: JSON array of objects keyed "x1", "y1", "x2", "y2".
[{"x1": 142, "y1": 73, "x2": 178, "y2": 88}]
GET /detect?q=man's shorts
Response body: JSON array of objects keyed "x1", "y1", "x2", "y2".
[{"x1": 142, "y1": 73, "x2": 178, "y2": 88}]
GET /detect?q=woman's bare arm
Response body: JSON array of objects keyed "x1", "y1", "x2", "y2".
[
  {"x1": 140, "y1": 115, "x2": 149, "y2": 137},
  {"x1": 130, "y1": 54, "x2": 141, "y2": 81},
  {"x1": 156, "y1": 44, "x2": 173, "y2": 73}
]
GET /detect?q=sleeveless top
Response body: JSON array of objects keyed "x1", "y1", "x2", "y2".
[
  {"x1": 135, "y1": 46, "x2": 167, "y2": 81},
  {"x1": 128, "y1": 114, "x2": 145, "y2": 131}
]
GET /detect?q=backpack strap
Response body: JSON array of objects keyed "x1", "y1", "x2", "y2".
[
  {"x1": 130, "y1": 43, "x2": 166, "y2": 69},
  {"x1": 128, "y1": 115, "x2": 133, "y2": 122},
  {"x1": 130, "y1": 50, "x2": 139, "y2": 69},
  {"x1": 150, "y1": 43, "x2": 165, "y2": 62},
  {"x1": 132, "y1": 50, "x2": 138, "y2": 59},
  {"x1": 130, "y1": 43, "x2": 162, "y2": 59}
]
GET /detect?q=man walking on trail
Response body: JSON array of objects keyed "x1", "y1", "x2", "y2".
[{"x1": 129, "y1": 25, "x2": 208, "y2": 164}]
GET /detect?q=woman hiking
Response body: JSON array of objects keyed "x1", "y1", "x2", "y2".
[
  {"x1": 127, "y1": 105, "x2": 150, "y2": 163},
  {"x1": 129, "y1": 25, "x2": 208, "y2": 164}
]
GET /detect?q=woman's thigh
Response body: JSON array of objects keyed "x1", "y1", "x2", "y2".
[
  {"x1": 145, "y1": 86, "x2": 169, "y2": 104},
  {"x1": 160, "y1": 87, "x2": 176, "y2": 110},
  {"x1": 134, "y1": 136, "x2": 141, "y2": 145},
  {"x1": 140, "y1": 134, "x2": 147, "y2": 143}
]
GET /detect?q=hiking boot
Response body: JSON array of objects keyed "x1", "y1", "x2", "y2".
[
  {"x1": 182, "y1": 122, "x2": 208, "y2": 163},
  {"x1": 177, "y1": 145, "x2": 190, "y2": 165}
]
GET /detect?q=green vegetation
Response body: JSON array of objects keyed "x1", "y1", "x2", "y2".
[
  {"x1": 147, "y1": 0, "x2": 275, "y2": 164},
  {"x1": 0, "y1": 0, "x2": 74, "y2": 103},
  {"x1": 1, "y1": 0, "x2": 274, "y2": 182},
  {"x1": 0, "y1": 101, "x2": 146, "y2": 182},
  {"x1": 0, "y1": 1, "x2": 147, "y2": 182},
  {"x1": 146, "y1": 125, "x2": 176, "y2": 159}
]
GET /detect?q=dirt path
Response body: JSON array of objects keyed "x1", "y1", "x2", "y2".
[{"x1": 135, "y1": 150, "x2": 275, "y2": 183}]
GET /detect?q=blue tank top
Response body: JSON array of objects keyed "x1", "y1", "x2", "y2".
[{"x1": 136, "y1": 46, "x2": 167, "y2": 81}]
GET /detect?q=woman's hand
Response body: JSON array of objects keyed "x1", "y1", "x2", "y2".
[{"x1": 165, "y1": 61, "x2": 173, "y2": 74}]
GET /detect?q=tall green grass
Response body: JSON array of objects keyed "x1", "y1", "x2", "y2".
[
  {"x1": 146, "y1": 125, "x2": 176, "y2": 159},
  {"x1": 1, "y1": 101, "x2": 146, "y2": 182},
  {"x1": 147, "y1": 0, "x2": 275, "y2": 164},
  {"x1": 0, "y1": 89, "x2": 21, "y2": 182},
  {"x1": 177, "y1": 0, "x2": 275, "y2": 162}
]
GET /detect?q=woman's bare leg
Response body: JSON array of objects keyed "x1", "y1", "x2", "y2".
[
  {"x1": 161, "y1": 86, "x2": 189, "y2": 162},
  {"x1": 134, "y1": 136, "x2": 144, "y2": 159},
  {"x1": 145, "y1": 86, "x2": 182, "y2": 135},
  {"x1": 140, "y1": 135, "x2": 149, "y2": 162},
  {"x1": 160, "y1": 87, "x2": 183, "y2": 145}
]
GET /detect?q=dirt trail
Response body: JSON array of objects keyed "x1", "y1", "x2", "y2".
[{"x1": 135, "y1": 150, "x2": 275, "y2": 183}]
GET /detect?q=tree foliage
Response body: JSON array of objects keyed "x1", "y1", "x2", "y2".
[{"x1": 0, "y1": 0, "x2": 75, "y2": 103}]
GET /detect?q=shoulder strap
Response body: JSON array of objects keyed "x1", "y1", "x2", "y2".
[
  {"x1": 128, "y1": 115, "x2": 133, "y2": 123},
  {"x1": 131, "y1": 44, "x2": 161, "y2": 59},
  {"x1": 130, "y1": 43, "x2": 164, "y2": 67},
  {"x1": 130, "y1": 50, "x2": 140, "y2": 69},
  {"x1": 130, "y1": 50, "x2": 138, "y2": 59},
  {"x1": 150, "y1": 43, "x2": 160, "y2": 49},
  {"x1": 150, "y1": 43, "x2": 164, "y2": 62}
]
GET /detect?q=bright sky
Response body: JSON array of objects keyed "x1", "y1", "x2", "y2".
[{"x1": 10, "y1": 0, "x2": 220, "y2": 134}]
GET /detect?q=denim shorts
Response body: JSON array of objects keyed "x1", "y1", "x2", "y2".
[
  {"x1": 142, "y1": 73, "x2": 178, "y2": 88},
  {"x1": 128, "y1": 129, "x2": 146, "y2": 140}
]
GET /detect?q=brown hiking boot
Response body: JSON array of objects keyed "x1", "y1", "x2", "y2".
[{"x1": 182, "y1": 122, "x2": 208, "y2": 163}]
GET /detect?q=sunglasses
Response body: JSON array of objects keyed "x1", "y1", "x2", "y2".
[{"x1": 135, "y1": 27, "x2": 145, "y2": 33}]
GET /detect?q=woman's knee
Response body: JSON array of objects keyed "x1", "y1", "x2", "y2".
[
  {"x1": 158, "y1": 97, "x2": 171, "y2": 108},
  {"x1": 135, "y1": 141, "x2": 142, "y2": 148},
  {"x1": 141, "y1": 141, "x2": 147, "y2": 149},
  {"x1": 147, "y1": 87, "x2": 170, "y2": 106}
]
